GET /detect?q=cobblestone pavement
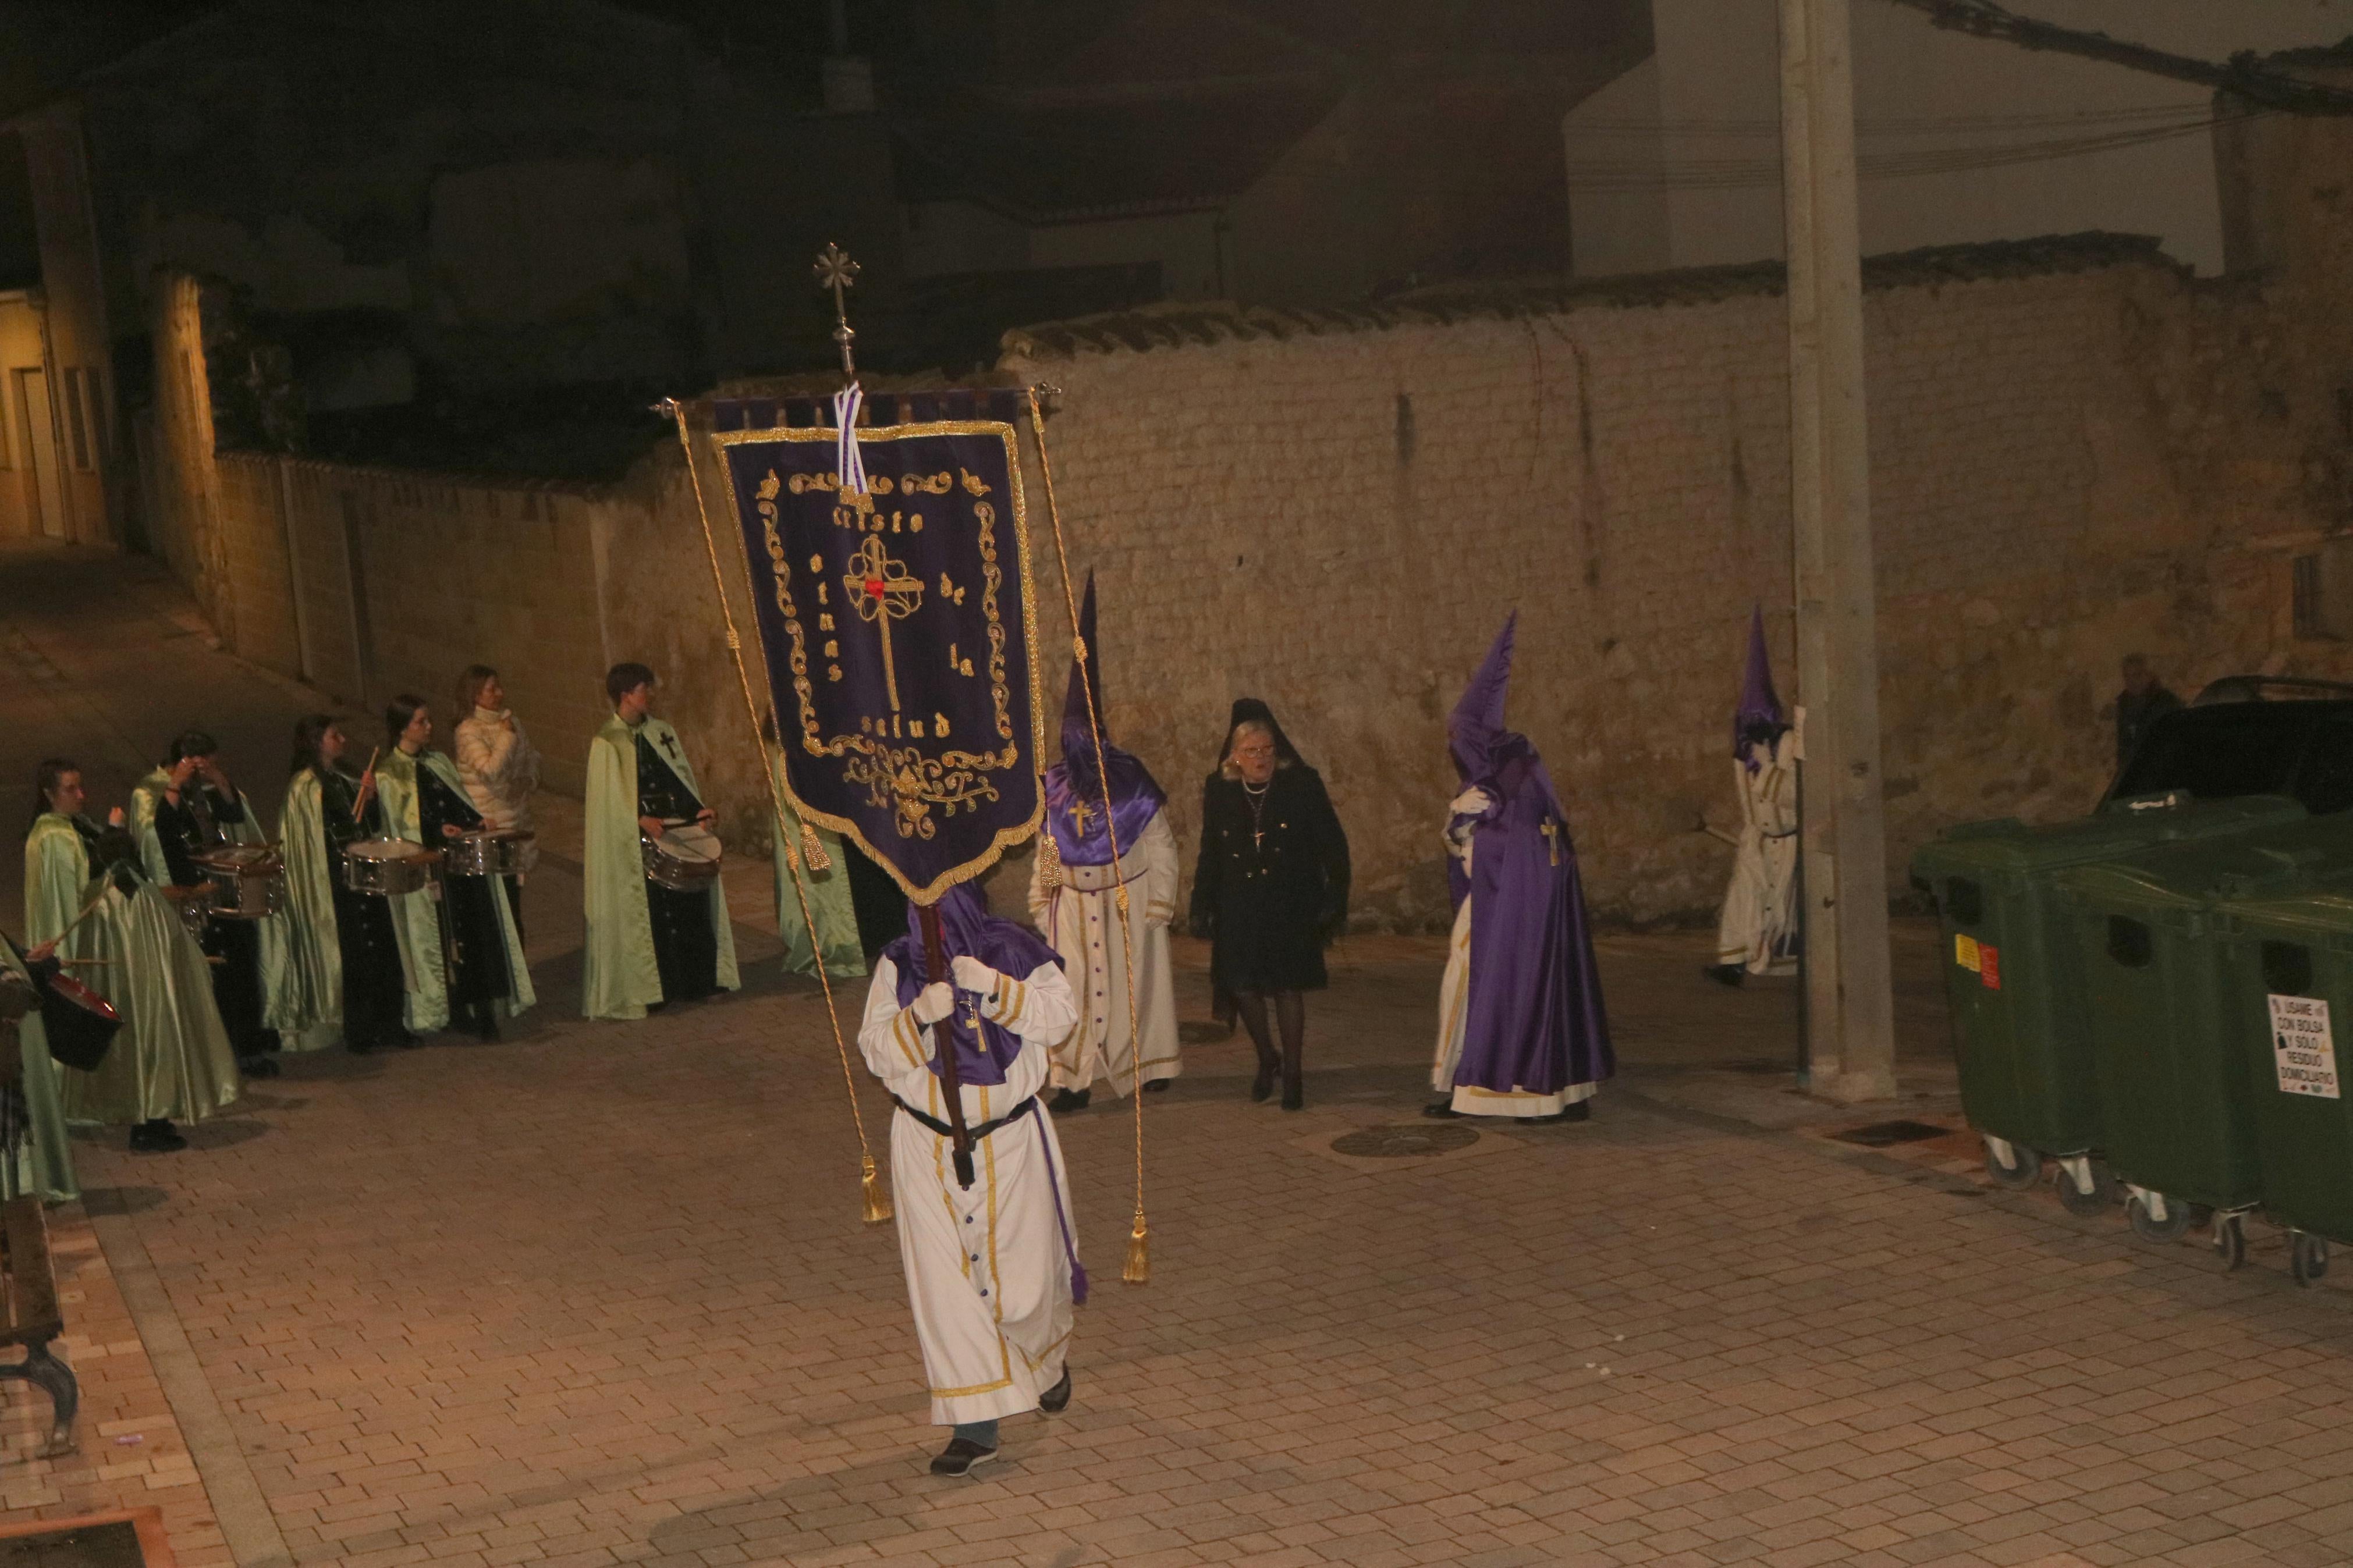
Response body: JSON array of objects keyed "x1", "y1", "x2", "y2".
[{"x1": 14, "y1": 542, "x2": 2353, "y2": 1568}]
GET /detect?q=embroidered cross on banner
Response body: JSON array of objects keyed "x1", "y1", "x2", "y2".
[{"x1": 843, "y1": 535, "x2": 924, "y2": 710}]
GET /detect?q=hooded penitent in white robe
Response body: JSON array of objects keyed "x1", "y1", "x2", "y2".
[
  {"x1": 1715, "y1": 732, "x2": 1798, "y2": 977},
  {"x1": 857, "y1": 899, "x2": 1082, "y2": 1427}
]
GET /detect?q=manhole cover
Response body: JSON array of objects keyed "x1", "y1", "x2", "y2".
[
  {"x1": 0, "y1": 1519, "x2": 149, "y2": 1566},
  {"x1": 1330, "y1": 1124, "x2": 1479, "y2": 1158},
  {"x1": 1832, "y1": 1119, "x2": 1952, "y2": 1148}
]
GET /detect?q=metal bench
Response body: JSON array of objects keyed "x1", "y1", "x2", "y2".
[{"x1": 0, "y1": 1195, "x2": 77, "y2": 1455}]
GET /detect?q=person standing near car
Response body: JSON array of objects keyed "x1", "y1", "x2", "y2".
[{"x1": 2116, "y1": 654, "x2": 2184, "y2": 768}]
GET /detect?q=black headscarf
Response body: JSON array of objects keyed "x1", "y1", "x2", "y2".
[{"x1": 1212, "y1": 698, "x2": 1305, "y2": 774}]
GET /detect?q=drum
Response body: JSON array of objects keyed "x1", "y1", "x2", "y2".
[
  {"x1": 444, "y1": 829, "x2": 533, "y2": 879},
  {"x1": 38, "y1": 973, "x2": 120, "y2": 1072},
  {"x1": 641, "y1": 825, "x2": 722, "y2": 891},
  {"x1": 193, "y1": 845, "x2": 285, "y2": 920},
  {"x1": 345, "y1": 839, "x2": 434, "y2": 896}
]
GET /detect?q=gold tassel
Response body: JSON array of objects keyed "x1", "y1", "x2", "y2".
[
  {"x1": 861, "y1": 1153, "x2": 892, "y2": 1224},
  {"x1": 1122, "y1": 1210, "x2": 1150, "y2": 1284},
  {"x1": 801, "y1": 821, "x2": 832, "y2": 873},
  {"x1": 1036, "y1": 828, "x2": 1064, "y2": 890}
]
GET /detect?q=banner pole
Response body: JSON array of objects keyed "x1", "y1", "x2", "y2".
[
  {"x1": 662, "y1": 397, "x2": 890, "y2": 1225},
  {"x1": 1026, "y1": 386, "x2": 1152, "y2": 1286}
]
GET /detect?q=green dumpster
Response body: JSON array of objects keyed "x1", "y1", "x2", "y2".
[
  {"x1": 2216, "y1": 871, "x2": 2353, "y2": 1283},
  {"x1": 1911, "y1": 794, "x2": 2309, "y2": 1204},
  {"x1": 2057, "y1": 815, "x2": 2353, "y2": 1256}
]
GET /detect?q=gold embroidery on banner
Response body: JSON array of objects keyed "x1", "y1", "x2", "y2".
[{"x1": 710, "y1": 419, "x2": 1045, "y2": 903}]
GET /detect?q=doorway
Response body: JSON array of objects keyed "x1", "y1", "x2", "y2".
[{"x1": 12, "y1": 368, "x2": 64, "y2": 540}]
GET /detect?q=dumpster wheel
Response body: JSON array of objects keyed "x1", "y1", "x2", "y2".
[
  {"x1": 1983, "y1": 1137, "x2": 2042, "y2": 1190},
  {"x1": 2291, "y1": 1231, "x2": 2331, "y2": 1288},
  {"x1": 2126, "y1": 1190, "x2": 2193, "y2": 1244},
  {"x1": 2054, "y1": 1157, "x2": 2115, "y2": 1218},
  {"x1": 2213, "y1": 1213, "x2": 2249, "y2": 1272}
]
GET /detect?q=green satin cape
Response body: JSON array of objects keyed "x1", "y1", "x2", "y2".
[
  {"x1": 268, "y1": 769, "x2": 343, "y2": 1049},
  {"x1": 769, "y1": 749, "x2": 864, "y2": 980},
  {"x1": 374, "y1": 749, "x2": 535, "y2": 1034},
  {"x1": 582, "y1": 714, "x2": 740, "y2": 1019},
  {"x1": 29, "y1": 813, "x2": 240, "y2": 1127},
  {"x1": 132, "y1": 767, "x2": 301, "y2": 1043},
  {"x1": 0, "y1": 922, "x2": 77, "y2": 1203}
]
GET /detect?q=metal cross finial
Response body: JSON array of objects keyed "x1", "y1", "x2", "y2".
[{"x1": 814, "y1": 243, "x2": 860, "y2": 382}]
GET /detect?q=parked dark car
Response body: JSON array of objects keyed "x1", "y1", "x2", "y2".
[{"x1": 2107, "y1": 677, "x2": 2353, "y2": 815}]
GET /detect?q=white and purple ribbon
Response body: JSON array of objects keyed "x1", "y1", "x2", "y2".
[{"x1": 832, "y1": 382, "x2": 869, "y2": 497}]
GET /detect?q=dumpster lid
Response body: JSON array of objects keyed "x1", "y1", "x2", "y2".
[
  {"x1": 1917, "y1": 795, "x2": 2306, "y2": 876},
  {"x1": 2061, "y1": 813, "x2": 2353, "y2": 912}
]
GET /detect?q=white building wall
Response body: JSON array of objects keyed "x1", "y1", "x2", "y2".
[{"x1": 1566, "y1": 0, "x2": 2353, "y2": 277}]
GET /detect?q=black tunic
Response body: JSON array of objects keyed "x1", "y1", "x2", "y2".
[
  {"x1": 1189, "y1": 764, "x2": 1351, "y2": 995},
  {"x1": 152, "y1": 783, "x2": 275, "y2": 1056},
  {"x1": 413, "y1": 758, "x2": 511, "y2": 1011},
  {"x1": 636, "y1": 733, "x2": 719, "y2": 1003},
  {"x1": 313, "y1": 769, "x2": 407, "y2": 1043}
]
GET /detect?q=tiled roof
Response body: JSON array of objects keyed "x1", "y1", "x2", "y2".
[{"x1": 999, "y1": 232, "x2": 2179, "y2": 360}]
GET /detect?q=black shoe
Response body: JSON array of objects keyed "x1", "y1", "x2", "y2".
[
  {"x1": 1142, "y1": 1079, "x2": 1172, "y2": 1093},
  {"x1": 129, "y1": 1120, "x2": 186, "y2": 1153},
  {"x1": 475, "y1": 1009, "x2": 501, "y2": 1044},
  {"x1": 928, "y1": 1436, "x2": 1000, "y2": 1477},
  {"x1": 1046, "y1": 1088, "x2": 1090, "y2": 1115},
  {"x1": 1422, "y1": 1101, "x2": 1463, "y2": 1119},
  {"x1": 347, "y1": 1037, "x2": 375, "y2": 1056},
  {"x1": 1250, "y1": 1065, "x2": 1275, "y2": 1103},
  {"x1": 1520, "y1": 1101, "x2": 1593, "y2": 1126},
  {"x1": 1038, "y1": 1366, "x2": 1073, "y2": 1416},
  {"x1": 391, "y1": 1030, "x2": 422, "y2": 1050},
  {"x1": 238, "y1": 1054, "x2": 281, "y2": 1080},
  {"x1": 1281, "y1": 1083, "x2": 1304, "y2": 1112},
  {"x1": 1705, "y1": 963, "x2": 1745, "y2": 989}
]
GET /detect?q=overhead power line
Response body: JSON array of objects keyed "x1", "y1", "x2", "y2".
[{"x1": 1882, "y1": 0, "x2": 2353, "y2": 114}]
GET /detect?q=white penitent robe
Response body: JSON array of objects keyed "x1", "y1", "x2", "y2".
[
  {"x1": 1715, "y1": 732, "x2": 1799, "y2": 976},
  {"x1": 1429, "y1": 823, "x2": 1595, "y2": 1119},
  {"x1": 858, "y1": 959, "x2": 1082, "y2": 1427},
  {"x1": 1027, "y1": 810, "x2": 1180, "y2": 1097}
]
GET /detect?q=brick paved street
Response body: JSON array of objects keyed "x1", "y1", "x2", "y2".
[{"x1": 9, "y1": 542, "x2": 2353, "y2": 1568}]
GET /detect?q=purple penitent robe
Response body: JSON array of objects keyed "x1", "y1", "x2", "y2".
[{"x1": 1449, "y1": 741, "x2": 1614, "y2": 1096}]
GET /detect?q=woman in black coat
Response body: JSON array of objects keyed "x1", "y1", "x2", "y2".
[{"x1": 1189, "y1": 699, "x2": 1350, "y2": 1110}]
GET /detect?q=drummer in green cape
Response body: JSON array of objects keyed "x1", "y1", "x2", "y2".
[
  {"x1": 374, "y1": 696, "x2": 534, "y2": 1041},
  {"x1": 0, "y1": 928, "x2": 77, "y2": 1203},
  {"x1": 274, "y1": 716, "x2": 416, "y2": 1053},
  {"x1": 29, "y1": 758, "x2": 240, "y2": 1154},
  {"x1": 130, "y1": 730, "x2": 295, "y2": 1080},
  {"x1": 764, "y1": 715, "x2": 864, "y2": 981},
  {"x1": 583, "y1": 663, "x2": 739, "y2": 1020}
]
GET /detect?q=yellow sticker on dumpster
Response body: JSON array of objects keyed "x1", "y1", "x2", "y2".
[{"x1": 1955, "y1": 934, "x2": 1981, "y2": 973}]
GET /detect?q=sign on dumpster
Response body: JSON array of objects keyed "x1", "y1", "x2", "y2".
[{"x1": 2269, "y1": 994, "x2": 2340, "y2": 1100}]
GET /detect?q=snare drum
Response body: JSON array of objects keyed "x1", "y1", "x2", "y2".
[
  {"x1": 38, "y1": 973, "x2": 120, "y2": 1072},
  {"x1": 193, "y1": 845, "x2": 286, "y2": 920},
  {"x1": 641, "y1": 825, "x2": 722, "y2": 891},
  {"x1": 345, "y1": 838, "x2": 434, "y2": 897},
  {"x1": 444, "y1": 829, "x2": 533, "y2": 879}
]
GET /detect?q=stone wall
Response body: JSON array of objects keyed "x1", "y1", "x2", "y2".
[
  {"x1": 144, "y1": 232, "x2": 2353, "y2": 929},
  {"x1": 995, "y1": 239, "x2": 2338, "y2": 928}
]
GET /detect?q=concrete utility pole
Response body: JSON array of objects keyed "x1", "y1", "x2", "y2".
[{"x1": 1779, "y1": 0, "x2": 1897, "y2": 1102}]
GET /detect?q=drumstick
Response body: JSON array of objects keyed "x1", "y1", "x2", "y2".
[
  {"x1": 54, "y1": 958, "x2": 116, "y2": 968},
  {"x1": 353, "y1": 748, "x2": 381, "y2": 824},
  {"x1": 50, "y1": 886, "x2": 112, "y2": 947}
]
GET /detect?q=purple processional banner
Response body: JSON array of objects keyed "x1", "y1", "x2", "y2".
[{"x1": 710, "y1": 402, "x2": 1043, "y2": 903}]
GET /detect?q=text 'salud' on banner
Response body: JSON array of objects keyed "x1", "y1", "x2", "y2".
[{"x1": 713, "y1": 418, "x2": 1044, "y2": 902}]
